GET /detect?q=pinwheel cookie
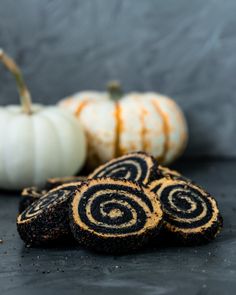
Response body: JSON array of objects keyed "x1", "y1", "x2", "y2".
[
  {"x1": 17, "y1": 183, "x2": 80, "y2": 246},
  {"x1": 19, "y1": 187, "x2": 47, "y2": 213},
  {"x1": 149, "y1": 178, "x2": 223, "y2": 245},
  {"x1": 89, "y1": 152, "x2": 159, "y2": 185},
  {"x1": 70, "y1": 178, "x2": 163, "y2": 253}
]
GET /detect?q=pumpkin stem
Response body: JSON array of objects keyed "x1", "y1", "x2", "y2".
[
  {"x1": 107, "y1": 80, "x2": 123, "y2": 101},
  {"x1": 0, "y1": 48, "x2": 32, "y2": 115}
]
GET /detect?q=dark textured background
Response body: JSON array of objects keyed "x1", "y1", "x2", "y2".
[
  {"x1": 0, "y1": 0, "x2": 235, "y2": 157},
  {"x1": 0, "y1": 3, "x2": 235, "y2": 294}
]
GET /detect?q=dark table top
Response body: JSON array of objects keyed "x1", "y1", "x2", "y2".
[{"x1": 0, "y1": 159, "x2": 235, "y2": 295}]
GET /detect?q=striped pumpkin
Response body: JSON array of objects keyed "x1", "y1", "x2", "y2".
[{"x1": 59, "y1": 82, "x2": 188, "y2": 169}]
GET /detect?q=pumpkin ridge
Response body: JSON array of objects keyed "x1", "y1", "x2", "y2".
[
  {"x1": 114, "y1": 102, "x2": 122, "y2": 158},
  {"x1": 40, "y1": 113, "x2": 66, "y2": 174},
  {"x1": 170, "y1": 105, "x2": 188, "y2": 161},
  {"x1": 151, "y1": 99, "x2": 170, "y2": 163},
  {"x1": 2, "y1": 114, "x2": 16, "y2": 187},
  {"x1": 139, "y1": 104, "x2": 148, "y2": 151}
]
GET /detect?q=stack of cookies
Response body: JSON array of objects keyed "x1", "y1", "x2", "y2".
[{"x1": 17, "y1": 152, "x2": 223, "y2": 254}]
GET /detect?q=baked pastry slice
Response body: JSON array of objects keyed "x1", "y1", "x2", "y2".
[
  {"x1": 70, "y1": 178, "x2": 163, "y2": 254},
  {"x1": 89, "y1": 152, "x2": 159, "y2": 185},
  {"x1": 149, "y1": 178, "x2": 223, "y2": 245},
  {"x1": 19, "y1": 187, "x2": 47, "y2": 213},
  {"x1": 17, "y1": 183, "x2": 80, "y2": 246}
]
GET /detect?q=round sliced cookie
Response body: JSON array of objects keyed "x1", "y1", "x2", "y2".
[
  {"x1": 149, "y1": 178, "x2": 223, "y2": 245},
  {"x1": 70, "y1": 178, "x2": 163, "y2": 254},
  {"x1": 89, "y1": 152, "x2": 160, "y2": 185},
  {"x1": 19, "y1": 187, "x2": 47, "y2": 213},
  {"x1": 19, "y1": 176, "x2": 86, "y2": 214},
  {"x1": 45, "y1": 176, "x2": 86, "y2": 190},
  {"x1": 17, "y1": 183, "x2": 81, "y2": 246}
]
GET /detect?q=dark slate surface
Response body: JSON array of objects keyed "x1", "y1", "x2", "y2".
[
  {"x1": 0, "y1": 0, "x2": 236, "y2": 157},
  {"x1": 0, "y1": 159, "x2": 235, "y2": 295}
]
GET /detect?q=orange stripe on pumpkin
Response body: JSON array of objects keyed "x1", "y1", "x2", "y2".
[
  {"x1": 164, "y1": 100, "x2": 188, "y2": 161},
  {"x1": 152, "y1": 99, "x2": 170, "y2": 163},
  {"x1": 139, "y1": 105, "x2": 149, "y2": 151},
  {"x1": 114, "y1": 102, "x2": 122, "y2": 158},
  {"x1": 75, "y1": 101, "x2": 90, "y2": 117}
]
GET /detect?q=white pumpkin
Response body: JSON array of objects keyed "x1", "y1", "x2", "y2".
[
  {"x1": 0, "y1": 49, "x2": 86, "y2": 190},
  {"x1": 59, "y1": 82, "x2": 188, "y2": 169}
]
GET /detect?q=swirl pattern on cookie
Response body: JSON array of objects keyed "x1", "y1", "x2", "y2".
[
  {"x1": 21, "y1": 187, "x2": 47, "y2": 199},
  {"x1": 149, "y1": 178, "x2": 223, "y2": 243},
  {"x1": 17, "y1": 183, "x2": 80, "y2": 246},
  {"x1": 19, "y1": 187, "x2": 47, "y2": 213},
  {"x1": 70, "y1": 178, "x2": 163, "y2": 253},
  {"x1": 89, "y1": 152, "x2": 158, "y2": 185},
  {"x1": 18, "y1": 184, "x2": 76, "y2": 224}
]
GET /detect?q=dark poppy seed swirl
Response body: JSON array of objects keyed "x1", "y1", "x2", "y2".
[
  {"x1": 19, "y1": 186, "x2": 47, "y2": 213},
  {"x1": 149, "y1": 179, "x2": 223, "y2": 245},
  {"x1": 70, "y1": 178, "x2": 163, "y2": 254},
  {"x1": 19, "y1": 177, "x2": 86, "y2": 213},
  {"x1": 89, "y1": 152, "x2": 159, "y2": 185},
  {"x1": 17, "y1": 183, "x2": 80, "y2": 246}
]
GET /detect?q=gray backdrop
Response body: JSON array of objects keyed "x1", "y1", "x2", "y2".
[{"x1": 0, "y1": 0, "x2": 235, "y2": 158}]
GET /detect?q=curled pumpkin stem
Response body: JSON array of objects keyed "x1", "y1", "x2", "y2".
[
  {"x1": 107, "y1": 80, "x2": 123, "y2": 101},
  {"x1": 0, "y1": 48, "x2": 32, "y2": 114}
]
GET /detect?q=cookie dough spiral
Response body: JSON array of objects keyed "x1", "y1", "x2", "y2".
[
  {"x1": 19, "y1": 187, "x2": 47, "y2": 213},
  {"x1": 18, "y1": 188, "x2": 71, "y2": 223},
  {"x1": 149, "y1": 179, "x2": 223, "y2": 244},
  {"x1": 70, "y1": 178, "x2": 163, "y2": 253},
  {"x1": 89, "y1": 152, "x2": 158, "y2": 185},
  {"x1": 17, "y1": 183, "x2": 80, "y2": 246},
  {"x1": 21, "y1": 187, "x2": 46, "y2": 199}
]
